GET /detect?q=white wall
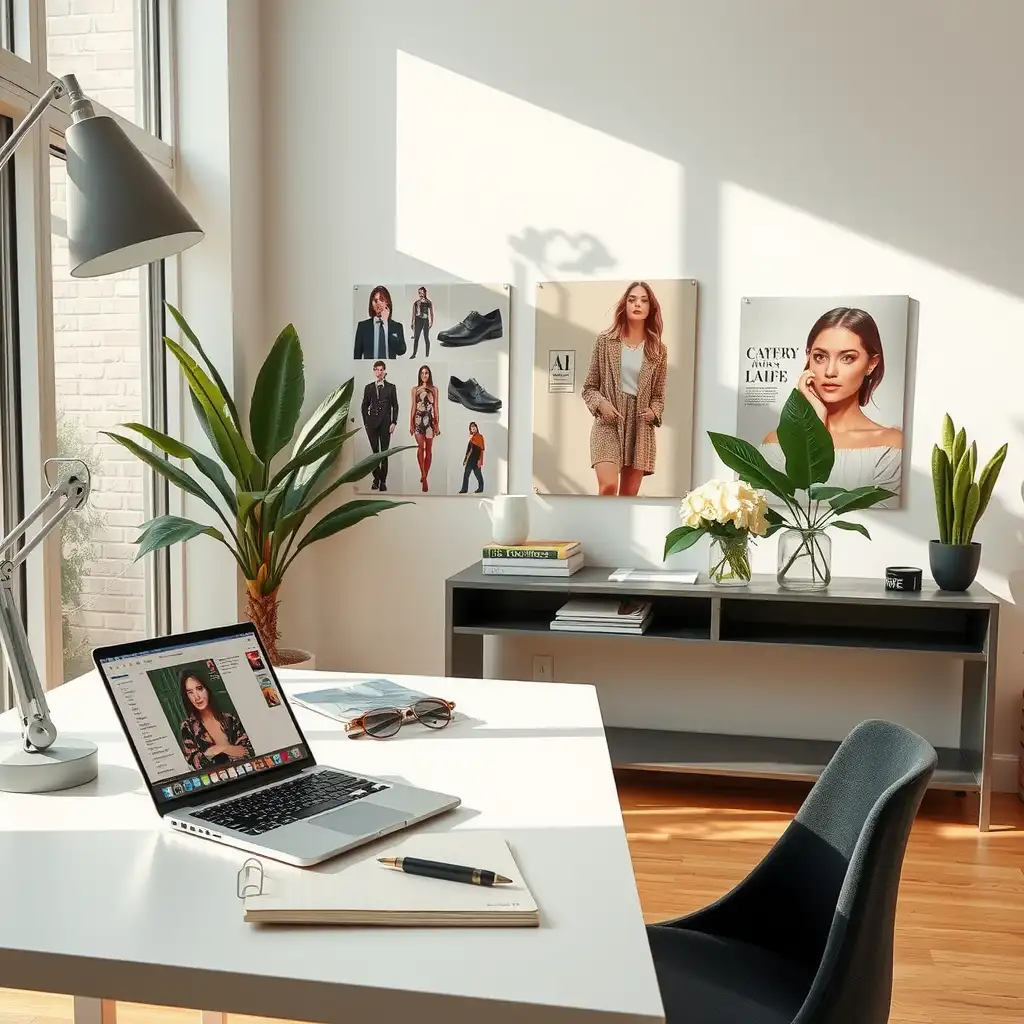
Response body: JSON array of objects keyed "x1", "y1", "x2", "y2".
[
  {"x1": 256, "y1": 0, "x2": 1024, "y2": 787},
  {"x1": 175, "y1": 0, "x2": 263, "y2": 630}
]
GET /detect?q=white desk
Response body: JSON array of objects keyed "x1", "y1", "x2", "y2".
[{"x1": 0, "y1": 669, "x2": 664, "y2": 1024}]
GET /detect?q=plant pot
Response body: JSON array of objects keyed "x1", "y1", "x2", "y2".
[
  {"x1": 777, "y1": 528, "x2": 831, "y2": 591},
  {"x1": 929, "y1": 540, "x2": 981, "y2": 592},
  {"x1": 275, "y1": 648, "x2": 316, "y2": 670},
  {"x1": 708, "y1": 533, "x2": 751, "y2": 587}
]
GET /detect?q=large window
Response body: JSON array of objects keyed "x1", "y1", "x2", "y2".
[
  {"x1": 45, "y1": 0, "x2": 159, "y2": 132},
  {"x1": 50, "y1": 149, "x2": 154, "y2": 679},
  {"x1": 0, "y1": 1, "x2": 175, "y2": 691}
]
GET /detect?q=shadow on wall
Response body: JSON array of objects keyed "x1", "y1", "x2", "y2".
[{"x1": 508, "y1": 228, "x2": 617, "y2": 276}]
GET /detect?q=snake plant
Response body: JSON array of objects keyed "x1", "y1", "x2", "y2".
[{"x1": 931, "y1": 414, "x2": 1006, "y2": 546}]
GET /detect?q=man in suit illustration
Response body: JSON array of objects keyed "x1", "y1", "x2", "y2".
[
  {"x1": 361, "y1": 360, "x2": 399, "y2": 490},
  {"x1": 353, "y1": 284, "x2": 407, "y2": 359}
]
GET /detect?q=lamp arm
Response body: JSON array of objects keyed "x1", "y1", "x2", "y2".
[
  {"x1": 0, "y1": 461, "x2": 91, "y2": 752},
  {"x1": 0, "y1": 78, "x2": 65, "y2": 173}
]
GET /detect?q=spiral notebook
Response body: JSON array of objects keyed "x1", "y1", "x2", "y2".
[{"x1": 236, "y1": 831, "x2": 539, "y2": 927}]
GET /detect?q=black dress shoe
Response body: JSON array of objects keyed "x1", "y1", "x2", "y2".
[
  {"x1": 448, "y1": 376, "x2": 502, "y2": 412},
  {"x1": 439, "y1": 309, "x2": 503, "y2": 346}
]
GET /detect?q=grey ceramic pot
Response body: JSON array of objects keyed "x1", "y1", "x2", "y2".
[{"x1": 928, "y1": 540, "x2": 981, "y2": 591}]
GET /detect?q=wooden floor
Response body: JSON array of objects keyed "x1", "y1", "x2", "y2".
[{"x1": 1, "y1": 776, "x2": 1021, "y2": 1024}]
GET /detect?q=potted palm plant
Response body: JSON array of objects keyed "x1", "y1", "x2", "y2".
[
  {"x1": 703, "y1": 388, "x2": 895, "y2": 590},
  {"x1": 103, "y1": 305, "x2": 411, "y2": 665}
]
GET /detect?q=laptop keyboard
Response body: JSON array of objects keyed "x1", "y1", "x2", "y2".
[{"x1": 192, "y1": 769, "x2": 389, "y2": 836}]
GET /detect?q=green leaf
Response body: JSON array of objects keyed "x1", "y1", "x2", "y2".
[
  {"x1": 950, "y1": 447, "x2": 972, "y2": 543},
  {"x1": 166, "y1": 304, "x2": 243, "y2": 435},
  {"x1": 808, "y1": 484, "x2": 845, "y2": 501},
  {"x1": 940, "y1": 413, "x2": 955, "y2": 462},
  {"x1": 765, "y1": 522, "x2": 788, "y2": 538},
  {"x1": 236, "y1": 490, "x2": 268, "y2": 523},
  {"x1": 267, "y1": 429, "x2": 357, "y2": 490},
  {"x1": 931, "y1": 444, "x2": 950, "y2": 544},
  {"x1": 976, "y1": 442, "x2": 1007, "y2": 523},
  {"x1": 101, "y1": 431, "x2": 223, "y2": 519},
  {"x1": 120, "y1": 422, "x2": 236, "y2": 512},
  {"x1": 952, "y1": 427, "x2": 966, "y2": 469},
  {"x1": 133, "y1": 515, "x2": 224, "y2": 560},
  {"x1": 707, "y1": 432, "x2": 795, "y2": 498},
  {"x1": 830, "y1": 519, "x2": 871, "y2": 540},
  {"x1": 295, "y1": 499, "x2": 412, "y2": 554},
  {"x1": 249, "y1": 323, "x2": 305, "y2": 463},
  {"x1": 961, "y1": 481, "x2": 981, "y2": 544},
  {"x1": 967, "y1": 440, "x2": 977, "y2": 483},
  {"x1": 291, "y1": 380, "x2": 354, "y2": 457},
  {"x1": 273, "y1": 443, "x2": 416, "y2": 541},
  {"x1": 166, "y1": 336, "x2": 254, "y2": 483},
  {"x1": 827, "y1": 485, "x2": 895, "y2": 514},
  {"x1": 664, "y1": 526, "x2": 705, "y2": 558},
  {"x1": 776, "y1": 388, "x2": 834, "y2": 489}
]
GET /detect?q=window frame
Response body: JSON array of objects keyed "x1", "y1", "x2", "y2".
[{"x1": 0, "y1": 0, "x2": 181, "y2": 690}]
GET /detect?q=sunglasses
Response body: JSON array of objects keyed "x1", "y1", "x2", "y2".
[{"x1": 344, "y1": 697, "x2": 456, "y2": 739}]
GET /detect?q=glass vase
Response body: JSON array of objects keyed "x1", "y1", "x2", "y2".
[
  {"x1": 777, "y1": 528, "x2": 832, "y2": 591},
  {"x1": 708, "y1": 532, "x2": 752, "y2": 587}
]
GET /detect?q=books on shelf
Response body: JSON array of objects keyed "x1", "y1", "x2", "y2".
[
  {"x1": 481, "y1": 540, "x2": 584, "y2": 577},
  {"x1": 550, "y1": 597, "x2": 654, "y2": 635}
]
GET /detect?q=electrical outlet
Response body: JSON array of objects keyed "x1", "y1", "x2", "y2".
[{"x1": 532, "y1": 654, "x2": 553, "y2": 682}]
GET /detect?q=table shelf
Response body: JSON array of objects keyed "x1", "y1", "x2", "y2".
[
  {"x1": 445, "y1": 563, "x2": 999, "y2": 830},
  {"x1": 604, "y1": 726, "x2": 979, "y2": 791}
]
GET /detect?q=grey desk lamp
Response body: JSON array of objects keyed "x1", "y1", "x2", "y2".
[{"x1": 0, "y1": 74, "x2": 203, "y2": 793}]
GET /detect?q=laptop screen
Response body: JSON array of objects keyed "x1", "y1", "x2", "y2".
[{"x1": 97, "y1": 626, "x2": 309, "y2": 808}]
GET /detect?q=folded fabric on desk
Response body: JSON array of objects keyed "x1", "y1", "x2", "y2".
[{"x1": 237, "y1": 831, "x2": 539, "y2": 927}]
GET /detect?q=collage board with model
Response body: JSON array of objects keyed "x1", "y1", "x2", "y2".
[{"x1": 349, "y1": 282, "x2": 510, "y2": 496}]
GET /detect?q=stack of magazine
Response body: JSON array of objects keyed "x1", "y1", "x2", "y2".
[
  {"x1": 290, "y1": 677, "x2": 460, "y2": 726},
  {"x1": 550, "y1": 597, "x2": 654, "y2": 635}
]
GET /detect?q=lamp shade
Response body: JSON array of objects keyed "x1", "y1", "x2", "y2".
[{"x1": 65, "y1": 114, "x2": 203, "y2": 278}]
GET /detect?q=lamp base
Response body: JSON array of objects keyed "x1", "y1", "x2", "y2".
[{"x1": 0, "y1": 736, "x2": 98, "y2": 793}]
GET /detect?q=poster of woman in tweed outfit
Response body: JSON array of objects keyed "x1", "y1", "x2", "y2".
[
  {"x1": 532, "y1": 278, "x2": 698, "y2": 498},
  {"x1": 581, "y1": 282, "x2": 668, "y2": 496}
]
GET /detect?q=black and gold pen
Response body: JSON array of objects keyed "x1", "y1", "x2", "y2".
[{"x1": 378, "y1": 855, "x2": 513, "y2": 886}]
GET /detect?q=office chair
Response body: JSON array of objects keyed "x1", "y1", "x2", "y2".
[{"x1": 646, "y1": 719, "x2": 938, "y2": 1024}]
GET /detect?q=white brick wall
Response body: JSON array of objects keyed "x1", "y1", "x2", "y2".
[{"x1": 47, "y1": 1, "x2": 147, "y2": 677}]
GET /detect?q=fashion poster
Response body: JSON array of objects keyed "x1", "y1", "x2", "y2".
[
  {"x1": 347, "y1": 282, "x2": 510, "y2": 496},
  {"x1": 532, "y1": 279, "x2": 698, "y2": 497},
  {"x1": 736, "y1": 295, "x2": 910, "y2": 509}
]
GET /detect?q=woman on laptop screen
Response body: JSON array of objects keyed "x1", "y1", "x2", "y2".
[{"x1": 179, "y1": 668, "x2": 253, "y2": 770}]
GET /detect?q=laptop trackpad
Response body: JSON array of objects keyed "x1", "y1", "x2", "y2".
[{"x1": 310, "y1": 801, "x2": 406, "y2": 835}]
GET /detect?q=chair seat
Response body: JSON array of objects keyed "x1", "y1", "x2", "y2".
[{"x1": 647, "y1": 924, "x2": 814, "y2": 1024}]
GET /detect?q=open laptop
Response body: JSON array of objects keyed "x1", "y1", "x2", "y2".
[{"x1": 93, "y1": 622, "x2": 461, "y2": 867}]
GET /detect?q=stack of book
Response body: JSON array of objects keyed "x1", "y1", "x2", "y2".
[
  {"x1": 550, "y1": 597, "x2": 653, "y2": 635},
  {"x1": 481, "y1": 540, "x2": 584, "y2": 577}
]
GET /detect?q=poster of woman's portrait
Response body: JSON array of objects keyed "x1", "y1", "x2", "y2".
[
  {"x1": 532, "y1": 279, "x2": 698, "y2": 498},
  {"x1": 735, "y1": 295, "x2": 911, "y2": 508}
]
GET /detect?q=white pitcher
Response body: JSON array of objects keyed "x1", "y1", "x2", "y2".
[{"x1": 480, "y1": 494, "x2": 530, "y2": 545}]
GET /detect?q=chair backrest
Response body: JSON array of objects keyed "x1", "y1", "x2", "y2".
[{"x1": 793, "y1": 719, "x2": 937, "y2": 1024}]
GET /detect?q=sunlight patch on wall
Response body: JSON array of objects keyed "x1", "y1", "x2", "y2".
[
  {"x1": 395, "y1": 50, "x2": 683, "y2": 282},
  {"x1": 717, "y1": 181, "x2": 1024, "y2": 446}
]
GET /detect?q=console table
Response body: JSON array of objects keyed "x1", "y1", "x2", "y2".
[{"x1": 445, "y1": 564, "x2": 1000, "y2": 830}]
